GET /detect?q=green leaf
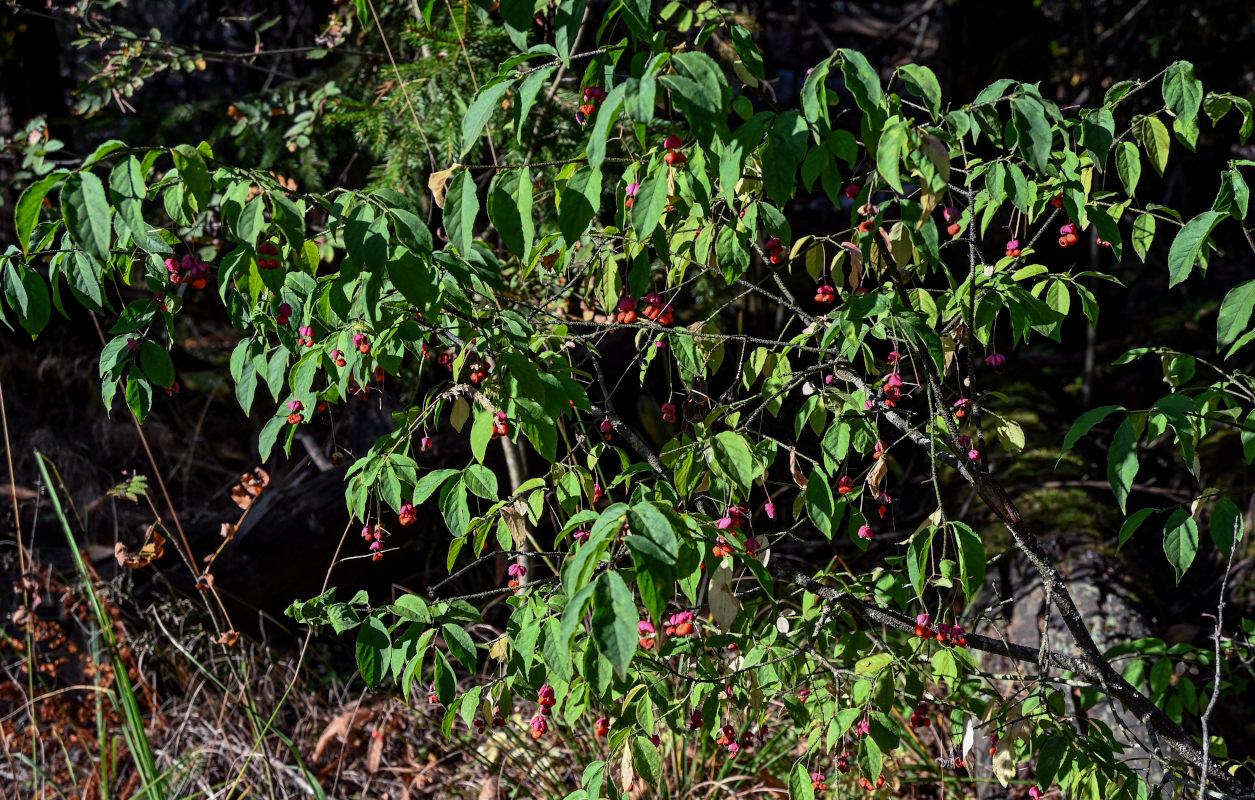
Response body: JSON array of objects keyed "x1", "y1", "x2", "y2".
[
  {"x1": 125, "y1": 370, "x2": 153, "y2": 423},
  {"x1": 171, "y1": 144, "x2": 212, "y2": 213},
  {"x1": 234, "y1": 198, "x2": 265, "y2": 248},
  {"x1": 553, "y1": 0, "x2": 583, "y2": 62},
  {"x1": 1011, "y1": 96, "x2": 1052, "y2": 173},
  {"x1": 898, "y1": 64, "x2": 941, "y2": 118},
  {"x1": 860, "y1": 733, "x2": 884, "y2": 780},
  {"x1": 952, "y1": 522, "x2": 985, "y2": 602},
  {"x1": 1132, "y1": 211, "x2": 1155, "y2": 261},
  {"x1": 463, "y1": 464, "x2": 498, "y2": 500},
  {"x1": 234, "y1": 365, "x2": 258, "y2": 417},
  {"x1": 271, "y1": 191, "x2": 306, "y2": 247},
  {"x1": 1107, "y1": 417, "x2": 1139, "y2": 514},
  {"x1": 1163, "y1": 508, "x2": 1198, "y2": 584},
  {"x1": 591, "y1": 571, "x2": 638, "y2": 678},
  {"x1": 81, "y1": 139, "x2": 126, "y2": 167},
  {"x1": 514, "y1": 65, "x2": 556, "y2": 141},
  {"x1": 15, "y1": 171, "x2": 66, "y2": 255},
  {"x1": 838, "y1": 49, "x2": 882, "y2": 114},
  {"x1": 356, "y1": 616, "x2": 391, "y2": 688},
  {"x1": 488, "y1": 168, "x2": 534, "y2": 259},
  {"x1": 1210, "y1": 496, "x2": 1245, "y2": 557},
  {"x1": 415, "y1": 468, "x2": 458, "y2": 503},
  {"x1": 387, "y1": 248, "x2": 436, "y2": 310},
  {"x1": 632, "y1": 735, "x2": 663, "y2": 785},
  {"x1": 631, "y1": 171, "x2": 669, "y2": 241},
  {"x1": 257, "y1": 413, "x2": 286, "y2": 463},
  {"x1": 1115, "y1": 141, "x2": 1141, "y2": 197},
  {"x1": 1217, "y1": 279, "x2": 1255, "y2": 348},
  {"x1": 709, "y1": 430, "x2": 756, "y2": 492},
  {"x1": 110, "y1": 157, "x2": 157, "y2": 250},
  {"x1": 389, "y1": 207, "x2": 433, "y2": 258},
  {"x1": 1162, "y1": 61, "x2": 1203, "y2": 131},
  {"x1": 4, "y1": 262, "x2": 50, "y2": 338},
  {"x1": 875, "y1": 117, "x2": 908, "y2": 194},
  {"x1": 714, "y1": 225, "x2": 751, "y2": 284},
  {"x1": 1088, "y1": 205, "x2": 1123, "y2": 259},
  {"x1": 66, "y1": 251, "x2": 104, "y2": 312},
  {"x1": 1081, "y1": 108, "x2": 1115, "y2": 167},
  {"x1": 433, "y1": 650, "x2": 456, "y2": 705},
  {"x1": 461, "y1": 79, "x2": 514, "y2": 156},
  {"x1": 625, "y1": 502, "x2": 680, "y2": 566},
  {"x1": 1118, "y1": 508, "x2": 1156, "y2": 550},
  {"x1": 1060, "y1": 405, "x2": 1124, "y2": 456},
  {"x1": 800, "y1": 58, "x2": 832, "y2": 126},
  {"x1": 1167, "y1": 210, "x2": 1223, "y2": 287},
  {"x1": 588, "y1": 84, "x2": 627, "y2": 170},
  {"x1": 443, "y1": 170, "x2": 479, "y2": 254},
  {"x1": 1036, "y1": 735, "x2": 1069, "y2": 789},
  {"x1": 61, "y1": 172, "x2": 113, "y2": 262},
  {"x1": 469, "y1": 407, "x2": 494, "y2": 464},
  {"x1": 139, "y1": 342, "x2": 175, "y2": 389},
  {"x1": 442, "y1": 623, "x2": 477, "y2": 670},
  {"x1": 905, "y1": 528, "x2": 936, "y2": 605},
  {"x1": 667, "y1": 51, "x2": 729, "y2": 118},
  {"x1": 805, "y1": 468, "x2": 837, "y2": 539},
  {"x1": 1133, "y1": 115, "x2": 1171, "y2": 176},
  {"x1": 788, "y1": 762, "x2": 816, "y2": 800},
  {"x1": 558, "y1": 166, "x2": 602, "y2": 246},
  {"x1": 1214, "y1": 169, "x2": 1250, "y2": 221}
]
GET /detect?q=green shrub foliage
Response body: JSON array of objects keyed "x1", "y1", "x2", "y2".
[{"x1": 6, "y1": 3, "x2": 1255, "y2": 798}]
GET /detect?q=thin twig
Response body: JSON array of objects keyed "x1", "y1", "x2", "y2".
[{"x1": 1200, "y1": 539, "x2": 1238, "y2": 799}]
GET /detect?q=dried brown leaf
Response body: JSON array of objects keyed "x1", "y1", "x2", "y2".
[
  {"x1": 500, "y1": 500, "x2": 530, "y2": 548},
  {"x1": 213, "y1": 630, "x2": 241, "y2": 646},
  {"x1": 115, "y1": 527, "x2": 166, "y2": 568},
  {"x1": 313, "y1": 704, "x2": 377, "y2": 762},
  {"x1": 866, "y1": 457, "x2": 889, "y2": 496},
  {"x1": 366, "y1": 729, "x2": 384, "y2": 773},
  {"x1": 477, "y1": 775, "x2": 500, "y2": 800},
  {"x1": 789, "y1": 449, "x2": 809, "y2": 489}
]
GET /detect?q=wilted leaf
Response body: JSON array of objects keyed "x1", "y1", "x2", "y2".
[
  {"x1": 865, "y1": 457, "x2": 888, "y2": 495},
  {"x1": 115, "y1": 526, "x2": 166, "y2": 568}
]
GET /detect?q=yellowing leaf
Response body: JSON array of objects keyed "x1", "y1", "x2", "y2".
[
  {"x1": 428, "y1": 164, "x2": 461, "y2": 209},
  {"x1": 488, "y1": 635, "x2": 510, "y2": 661},
  {"x1": 709, "y1": 566, "x2": 741, "y2": 630},
  {"x1": 451, "y1": 397, "x2": 471, "y2": 432}
]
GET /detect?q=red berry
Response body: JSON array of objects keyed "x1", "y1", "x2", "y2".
[
  {"x1": 946, "y1": 222, "x2": 961, "y2": 237},
  {"x1": 665, "y1": 151, "x2": 687, "y2": 166}
]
